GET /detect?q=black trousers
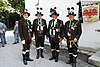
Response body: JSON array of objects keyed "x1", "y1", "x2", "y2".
[
  {"x1": 35, "y1": 35, "x2": 44, "y2": 49},
  {"x1": 49, "y1": 36, "x2": 59, "y2": 50},
  {"x1": 67, "y1": 40, "x2": 78, "y2": 55}
]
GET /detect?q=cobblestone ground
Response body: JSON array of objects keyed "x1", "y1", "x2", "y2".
[{"x1": 0, "y1": 31, "x2": 97, "y2": 67}]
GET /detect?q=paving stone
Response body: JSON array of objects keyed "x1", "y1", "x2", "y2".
[{"x1": 88, "y1": 50, "x2": 100, "y2": 67}]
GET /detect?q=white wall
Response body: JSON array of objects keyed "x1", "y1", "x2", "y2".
[
  {"x1": 25, "y1": 0, "x2": 79, "y2": 23},
  {"x1": 79, "y1": 20, "x2": 100, "y2": 49}
]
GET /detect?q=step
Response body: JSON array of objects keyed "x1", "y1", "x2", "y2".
[{"x1": 88, "y1": 50, "x2": 100, "y2": 67}]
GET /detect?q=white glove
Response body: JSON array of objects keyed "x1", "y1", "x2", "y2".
[
  {"x1": 32, "y1": 36, "x2": 35, "y2": 40},
  {"x1": 30, "y1": 29, "x2": 32, "y2": 32},
  {"x1": 22, "y1": 40, "x2": 25, "y2": 44},
  {"x1": 2, "y1": 29, "x2": 5, "y2": 32}
]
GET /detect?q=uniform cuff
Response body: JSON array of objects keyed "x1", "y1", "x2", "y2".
[{"x1": 22, "y1": 40, "x2": 25, "y2": 44}]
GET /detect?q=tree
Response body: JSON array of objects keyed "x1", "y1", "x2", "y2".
[
  {"x1": 0, "y1": 0, "x2": 25, "y2": 29},
  {"x1": 8, "y1": 0, "x2": 25, "y2": 15}
]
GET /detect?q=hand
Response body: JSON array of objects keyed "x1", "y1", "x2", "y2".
[
  {"x1": 46, "y1": 36, "x2": 48, "y2": 39},
  {"x1": 2, "y1": 29, "x2": 5, "y2": 32},
  {"x1": 22, "y1": 40, "x2": 25, "y2": 44},
  {"x1": 64, "y1": 37, "x2": 67, "y2": 41},
  {"x1": 32, "y1": 36, "x2": 35, "y2": 40},
  {"x1": 73, "y1": 38, "x2": 77, "y2": 42},
  {"x1": 30, "y1": 29, "x2": 32, "y2": 32},
  {"x1": 59, "y1": 37, "x2": 62, "y2": 42}
]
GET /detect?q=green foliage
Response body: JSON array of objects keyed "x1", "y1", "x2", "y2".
[
  {"x1": 8, "y1": 0, "x2": 25, "y2": 14},
  {"x1": 0, "y1": 0, "x2": 25, "y2": 29}
]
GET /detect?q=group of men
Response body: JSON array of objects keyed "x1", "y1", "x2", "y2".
[{"x1": 18, "y1": 7, "x2": 82, "y2": 67}]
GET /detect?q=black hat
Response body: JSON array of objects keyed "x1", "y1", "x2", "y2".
[
  {"x1": 66, "y1": 7, "x2": 76, "y2": 17},
  {"x1": 50, "y1": 7, "x2": 59, "y2": 17},
  {"x1": 35, "y1": 7, "x2": 44, "y2": 16},
  {"x1": 23, "y1": 9, "x2": 30, "y2": 16}
]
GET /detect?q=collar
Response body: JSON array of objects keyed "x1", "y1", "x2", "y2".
[
  {"x1": 54, "y1": 19, "x2": 57, "y2": 23},
  {"x1": 54, "y1": 19, "x2": 57, "y2": 26},
  {"x1": 38, "y1": 18, "x2": 43, "y2": 23},
  {"x1": 52, "y1": 19, "x2": 57, "y2": 27}
]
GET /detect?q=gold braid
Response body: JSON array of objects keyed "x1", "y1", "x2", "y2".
[{"x1": 69, "y1": 40, "x2": 79, "y2": 48}]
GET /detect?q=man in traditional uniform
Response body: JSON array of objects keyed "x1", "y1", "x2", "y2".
[
  {"x1": 18, "y1": 9, "x2": 33, "y2": 65},
  {"x1": 32, "y1": 7, "x2": 47, "y2": 59},
  {"x1": 46, "y1": 7, "x2": 64, "y2": 62},
  {"x1": 64, "y1": 7, "x2": 82, "y2": 66}
]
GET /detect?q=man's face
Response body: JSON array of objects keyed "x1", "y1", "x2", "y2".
[
  {"x1": 23, "y1": 13, "x2": 29, "y2": 20},
  {"x1": 37, "y1": 14, "x2": 42, "y2": 19},
  {"x1": 52, "y1": 15, "x2": 57, "y2": 20},
  {"x1": 68, "y1": 15, "x2": 74, "y2": 21}
]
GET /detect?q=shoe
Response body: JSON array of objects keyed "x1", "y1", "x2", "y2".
[
  {"x1": 49, "y1": 56, "x2": 55, "y2": 60},
  {"x1": 36, "y1": 49, "x2": 39, "y2": 59},
  {"x1": 13, "y1": 42, "x2": 17, "y2": 44},
  {"x1": 55, "y1": 51, "x2": 59, "y2": 62},
  {"x1": 2, "y1": 46, "x2": 4, "y2": 47},
  {"x1": 26, "y1": 58, "x2": 33, "y2": 61},
  {"x1": 23, "y1": 59, "x2": 27, "y2": 65},
  {"x1": 36, "y1": 55, "x2": 39, "y2": 59},
  {"x1": 17, "y1": 41, "x2": 19, "y2": 43},
  {"x1": 55, "y1": 57, "x2": 58, "y2": 62},
  {"x1": 26, "y1": 52, "x2": 34, "y2": 61},
  {"x1": 22, "y1": 54, "x2": 27, "y2": 65},
  {"x1": 49, "y1": 51, "x2": 55, "y2": 60},
  {"x1": 66, "y1": 60, "x2": 72, "y2": 64},
  {"x1": 66, "y1": 54, "x2": 73, "y2": 64},
  {"x1": 4, "y1": 43, "x2": 7, "y2": 44},
  {"x1": 40, "y1": 49, "x2": 44, "y2": 58},
  {"x1": 41, "y1": 54, "x2": 44, "y2": 58}
]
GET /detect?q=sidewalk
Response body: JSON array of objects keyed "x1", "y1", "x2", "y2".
[
  {"x1": 0, "y1": 31, "x2": 97, "y2": 67},
  {"x1": 0, "y1": 31, "x2": 71, "y2": 67},
  {"x1": 0, "y1": 44, "x2": 72, "y2": 67}
]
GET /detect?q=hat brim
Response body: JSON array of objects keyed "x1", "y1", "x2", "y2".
[
  {"x1": 23, "y1": 12, "x2": 30, "y2": 16},
  {"x1": 66, "y1": 14, "x2": 76, "y2": 17},
  {"x1": 35, "y1": 14, "x2": 44, "y2": 16},
  {"x1": 50, "y1": 14, "x2": 59, "y2": 17}
]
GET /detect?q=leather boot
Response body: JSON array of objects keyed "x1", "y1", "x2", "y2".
[
  {"x1": 55, "y1": 51, "x2": 59, "y2": 62},
  {"x1": 36, "y1": 49, "x2": 39, "y2": 59},
  {"x1": 40, "y1": 49, "x2": 44, "y2": 58},
  {"x1": 26, "y1": 52, "x2": 33, "y2": 61},
  {"x1": 49, "y1": 50, "x2": 55, "y2": 60},
  {"x1": 66, "y1": 54, "x2": 73, "y2": 64},
  {"x1": 72, "y1": 56, "x2": 77, "y2": 67},
  {"x1": 22, "y1": 54, "x2": 27, "y2": 65}
]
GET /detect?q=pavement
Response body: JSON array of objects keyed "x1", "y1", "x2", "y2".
[
  {"x1": 88, "y1": 50, "x2": 100, "y2": 67},
  {"x1": 0, "y1": 31, "x2": 99, "y2": 67}
]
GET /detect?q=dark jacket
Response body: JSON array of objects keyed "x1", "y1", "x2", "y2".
[
  {"x1": 64, "y1": 19, "x2": 82, "y2": 40},
  {"x1": 32, "y1": 19, "x2": 47, "y2": 37},
  {"x1": 18, "y1": 18, "x2": 31, "y2": 41},
  {"x1": 47, "y1": 19, "x2": 64, "y2": 39}
]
